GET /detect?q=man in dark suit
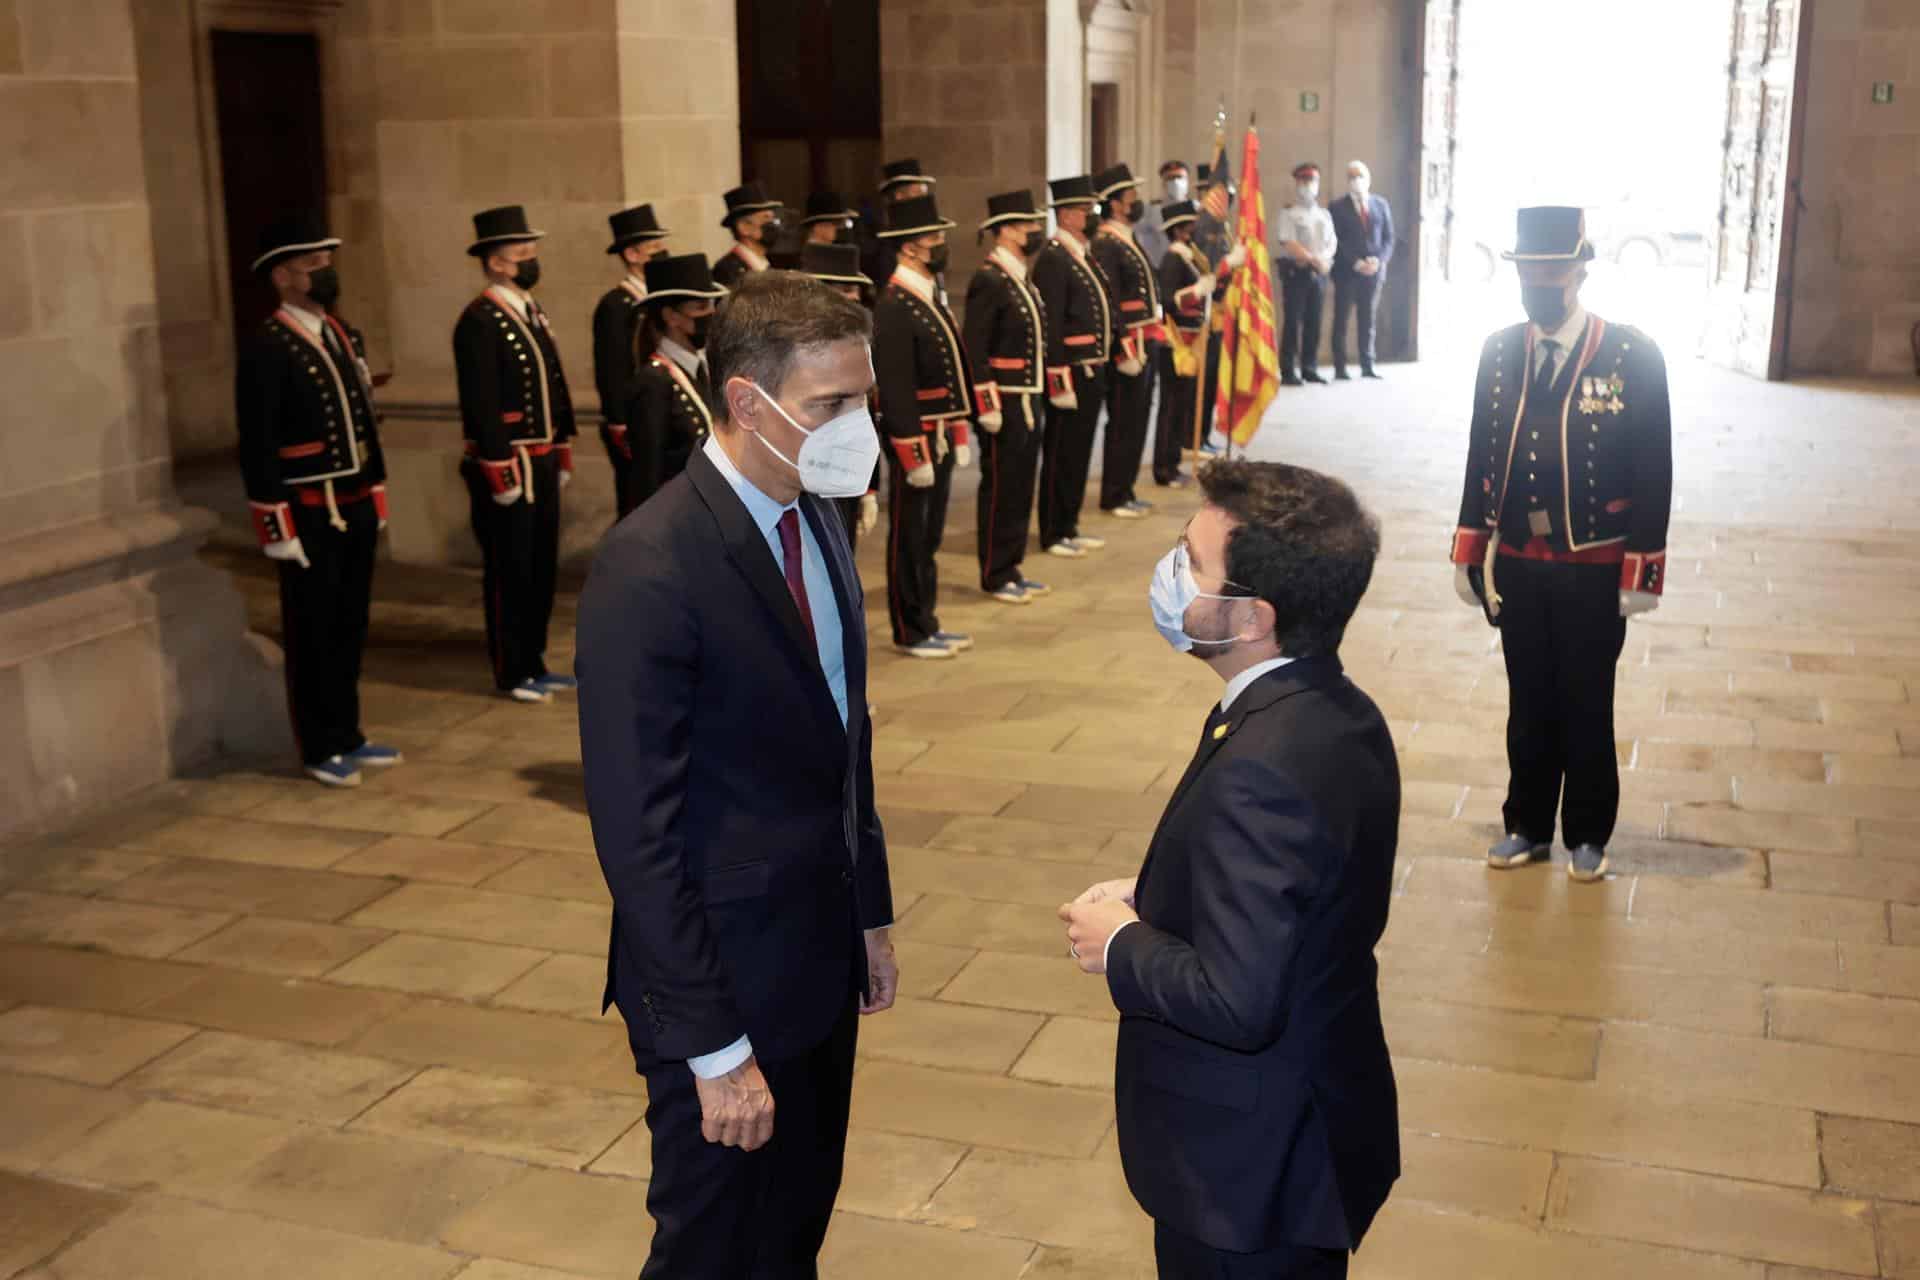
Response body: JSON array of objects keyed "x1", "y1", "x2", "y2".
[
  {"x1": 1329, "y1": 160, "x2": 1395, "y2": 381},
  {"x1": 1060, "y1": 459, "x2": 1399, "y2": 1279},
  {"x1": 577, "y1": 271, "x2": 898, "y2": 1279}
]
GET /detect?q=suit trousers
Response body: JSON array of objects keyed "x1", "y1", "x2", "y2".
[
  {"x1": 885, "y1": 443, "x2": 956, "y2": 646},
  {"x1": 1496, "y1": 555, "x2": 1629, "y2": 849},
  {"x1": 602, "y1": 423, "x2": 637, "y2": 520},
  {"x1": 463, "y1": 451, "x2": 561, "y2": 690},
  {"x1": 1154, "y1": 1222, "x2": 1349, "y2": 1279},
  {"x1": 1280, "y1": 269, "x2": 1325, "y2": 378},
  {"x1": 976, "y1": 390, "x2": 1041, "y2": 591},
  {"x1": 1331, "y1": 273, "x2": 1381, "y2": 375},
  {"x1": 638, "y1": 1000, "x2": 859, "y2": 1280},
  {"x1": 277, "y1": 496, "x2": 378, "y2": 766},
  {"x1": 1152, "y1": 343, "x2": 1197, "y2": 483},
  {"x1": 1100, "y1": 351, "x2": 1156, "y2": 511},
  {"x1": 1038, "y1": 363, "x2": 1107, "y2": 549}
]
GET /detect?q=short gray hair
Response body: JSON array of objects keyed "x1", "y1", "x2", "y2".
[{"x1": 707, "y1": 271, "x2": 872, "y2": 415}]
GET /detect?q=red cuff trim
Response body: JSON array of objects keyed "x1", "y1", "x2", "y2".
[
  {"x1": 948, "y1": 421, "x2": 971, "y2": 449},
  {"x1": 556, "y1": 442, "x2": 574, "y2": 472},
  {"x1": 1118, "y1": 333, "x2": 1144, "y2": 365},
  {"x1": 481, "y1": 457, "x2": 520, "y2": 496},
  {"x1": 250, "y1": 501, "x2": 294, "y2": 547},
  {"x1": 1046, "y1": 367, "x2": 1073, "y2": 398},
  {"x1": 973, "y1": 383, "x2": 1002, "y2": 417},
  {"x1": 1450, "y1": 527, "x2": 1490, "y2": 566},
  {"x1": 1622, "y1": 551, "x2": 1666, "y2": 596},
  {"x1": 371, "y1": 485, "x2": 389, "y2": 523},
  {"x1": 890, "y1": 436, "x2": 931, "y2": 471}
]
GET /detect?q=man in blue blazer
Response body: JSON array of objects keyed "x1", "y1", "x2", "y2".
[
  {"x1": 578, "y1": 271, "x2": 898, "y2": 1279},
  {"x1": 1061, "y1": 459, "x2": 1399, "y2": 1278},
  {"x1": 1329, "y1": 160, "x2": 1395, "y2": 381}
]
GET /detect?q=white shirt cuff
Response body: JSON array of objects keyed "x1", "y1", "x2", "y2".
[
  {"x1": 687, "y1": 1035, "x2": 753, "y2": 1079},
  {"x1": 1103, "y1": 919, "x2": 1139, "y2": 972}
]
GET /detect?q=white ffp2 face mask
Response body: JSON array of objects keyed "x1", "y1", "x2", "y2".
[{"x1": 750, "y1": 382, "x2": 882, "y2": 500}]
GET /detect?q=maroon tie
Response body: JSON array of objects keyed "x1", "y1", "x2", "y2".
[{"x1": 777, "y1": 509, "x2": 816, "y2": 644}]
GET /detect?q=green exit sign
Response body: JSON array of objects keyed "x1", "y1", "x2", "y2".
[
  {"x1": 1872, "y1": 82, "x2": 1895, "y2": 104},
  {"x1": 1300, "y1": 91, "x2": 1321, "y2": 113}
]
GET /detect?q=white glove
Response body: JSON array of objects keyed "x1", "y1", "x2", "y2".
[
  {"x1": 953, "y1": 439, "x2": 972, "y2": 469},
  {"x1": 1117, "y1": 356, "x2": 1145, "y2": 378},
  {"x1": 932, "y1": 430, "x2": 950, "y2": 463},
  {"x1": 1049, "y1": 388, "x2": 1078, "y2": 411},
  {"x1": 491, "y1": 486, "x2": 524, "y2": 507},
  {"x1": 1225, "y1": 244, "x2": 1248, "y2": 270},
  {"x1": 263, "y1": 537, "x2": 311, "y2": 570},
  {"x1": 857, "y1": 493, "x2": 879, "y2": 535},
  {"x1": 558, "y1": 469, "x2": 573, "y2": 490},
  {"x1": 1195, "y1": 274, "x2": 1217, "y2": 296},
  {"x1": 905, "y1": 462, "x2": 936, "y2": 489},
  {"x1": 978, "y1": 411, "x2": 1003, "y2": 434},
  {"x1": 1453, "y1": 564, "x2": 1480, "y2": 610},
  {"x1": 1620, "y1": 590, "x2": 1660, "y2": 617}
]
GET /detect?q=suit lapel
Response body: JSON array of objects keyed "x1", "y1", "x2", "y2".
[{"x1": 801, "y1": 493, "x2": 864, "y2": 751}]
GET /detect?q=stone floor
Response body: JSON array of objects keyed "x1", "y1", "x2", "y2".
[{"x1": 2, "y1": 356, "x2": 1919, "y2": 1279}]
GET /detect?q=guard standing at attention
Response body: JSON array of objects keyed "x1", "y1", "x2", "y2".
[
  {"x1": 592, "y1": 203, "x2": 671, "y2": 518},
  {"x1": 1274, "y1": 163, "x2": 1336, "y2": 386},
  {"x1": 1451, "y1": 206, "x2": 1672, "y2": 885},
  {"x1": 1150, "y1": 200, "x2": 1214, "y2": 489},
  {"x1": 620, "y1": 253, "x2": 724, "y2": 511},
  {"x1": 712, "y1": 183, "x2": 783, "y2": 289},
  {"x1": 453, "y1": 205, "x2": 578, "y2": 706},
  {"x1": 862, "y1": 158, "x2": 936, "y2": 295},
  {"x1": 801, "y1": 241, "x2": 881, "y2": 550},
  {"x1": 872, "y1": 193, "x2": 974, "y2": 660},
  {"x1": 1032, "y1": 174, "x2": 1113, "y2": 561},
  {"x1": 1193, "y1": 162, "x2": 1239, "y2": 453},
  {"x1": 965, "y1": 190, "x2": 1051, "y2": 606},
  {"x1": 237, "y1": 214, "x2": 400, "y2": 788},
  {"x1": 1091, "y1": 163, "x2": 1162, "y2": 520},
  {"x1": 802, "y1": 191, "x2": 859, "y2": 246}
]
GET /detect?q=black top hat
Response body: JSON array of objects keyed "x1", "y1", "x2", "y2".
[
  {"x1": 1095, "y1": 164, "x2": 1143, "y2": 199},
  {"x1": 251, "y1": 212, "x2": 340, "y2": 274},
  {"x1": 980, "y1": 190, "x2": 1044, "y2": 229},
  {"x1": 1047, "y1": 175, "x2": 1098, "y2": 208},
  {"x1": 468, "y1": 205, "x2": 544, "y2": 257},
  {"x1": 1504, "y1": 206, "x2": 1596, "y2": 263},
  {"x1": 720, "y1": 183, "x2": 781, "y2": 228},
  {"x1": 606, "y1": 204, "x2": 668, "y2": 254},
  {"x1": 880, "y1": 158, "x2": 934, "y2": 190},
  {"x1": 644, "y1": 253, "x2": 727, "y2": 303},
  {"x1": 801, "y1": 242, "x2": 871, "y2": 286},
  {"x1": 801, "y1": 191, "x2": 859, "y2": 226},
  {"x1": 1159, "y1": 199, "x2": 1199, "y2": 230},
  {"x1": 877, "y1": 194, "x2": 957, "y2": 240}
]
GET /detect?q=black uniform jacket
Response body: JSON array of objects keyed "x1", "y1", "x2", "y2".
[
  {"x1": 710, "y1": 244, "x2": 764, "y2": 290},
  {"x1": 620, "y1": 352, "x2": 713, "y2": 510},
  {"x1": 576, "y1": 446, "x2": 893, "y2": 1069},
  {"x1": 1091, "y1": 222, "x2": 1163, "y2": 360},
  {"x1": 453, "y1": 287, "x2": 577, "y2": 458},
  {"x1": 591, "y1": 279, "x2": 647, "y2": 428},
  {"x1": 1107, "y1": 657, "x2": 1401, "y2": 1254},
  {"x1": 1031, "y1": 235, "x2": 1113, "y2": 381},
  {"x1": 872, "y1": 272, "x2": 973, "y2": 470},
  {"x1": 961, "y1": 251, "x2": 1045, "y2": 419},
  {"x1": 1450, "y1": 316, "x2": 1673, "y2": 595},
  {"x1": 1157, "y1": 242, "x2": 1212, "y2": 338}
]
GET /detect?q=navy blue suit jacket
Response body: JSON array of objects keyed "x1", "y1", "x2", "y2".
[
  {"x1": 1107, "y1": 657, "x2": 1401, "y2": 1254},
  {"x1": 576, "y1": 445, "x2": 892, "y2": 1070},
  {"x1": 1330, "y1": 194, "x2": 1395, "y2": 280}
]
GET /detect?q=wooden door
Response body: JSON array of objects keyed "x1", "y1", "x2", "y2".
[
  {"x1": 1704, "y1": 0, "x2": 1811, "y2": 380},
  {"x1": 1089, "y1": 82, "x2": 1119, "y2": 174},
  {"x1": 1414, "y1": 0, "x2": 1461, "y2": 358}
]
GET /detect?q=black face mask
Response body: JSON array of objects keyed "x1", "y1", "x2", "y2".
[
  {"x1": 758, "y1": 217, "x2": 783, "y2": 245},
  {"x1": 927, "y1": 245, "x2": 950, "y2": 275},
  {"x1": 513, "y1": 257, "x2": 542, "y2": 290},
  {"x1": 1021, "y1": 230, "x2": 1046, "y2": 256},
  {"x1": 304, "y1": 265, "x2": 340, "y2": 308},
  {"x1": 1520, "y1": 282, "x2": 1569, "y2": 330},
  {"x1": 1127, "y1": 201, "x2": 1146, "y2": 225},
  {"x1": 686, "y1": 314, "x2": 712, "y2": 350}
]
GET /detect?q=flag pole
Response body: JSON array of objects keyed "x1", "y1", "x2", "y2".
[{"x1": 1192, "y1": 100, "x2": 1228, "y2": 462}]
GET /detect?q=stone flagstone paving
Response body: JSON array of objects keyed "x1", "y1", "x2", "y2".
[{"x1": 2, "y1": 358, "x2": 1919, "y2": 1277}]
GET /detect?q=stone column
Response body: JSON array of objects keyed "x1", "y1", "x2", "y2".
[{"x1": 0, "y1": 0, "x2": 282, "y2": 840}]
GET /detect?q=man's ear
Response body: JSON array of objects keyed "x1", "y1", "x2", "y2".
[{"x1": 725, "y1": 375, "x2": 761, "y2": 433}]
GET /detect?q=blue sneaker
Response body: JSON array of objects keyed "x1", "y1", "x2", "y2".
[
  {"x1": 897, "y1": 638, "x2": 955, "y2": 660},
  {"x1": 532, "y1": 673, "x2": 578, "y2": 694},
  {"x1": 1568, "y1": 844, "x2": 1611, "y2": 883},
  {"x1": 305, "y1": 755, "x2": 363, "y2": 788},
  {"x1": 1017, "y1": 580, "x2": 1052, "y2": 598},
  {"x1": 988, "y1": 583, "x2": 1030, "y2": 605},
  {"x1": 507, "y1": 678, "x2": 553, "y2": 704},
  {"x1": 933, "y1": 630, "x2": 974, "y2": 653},
  {"x1": 1487, "y1": 833, "x2": 1550, "y2": 870},
  {"x1": 346, "y1": 742, "x2": 404, "y2": 769}
]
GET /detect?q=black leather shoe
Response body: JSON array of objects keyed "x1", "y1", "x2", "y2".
[
  {"x1": 1362, "y1": 368, "x2": 1384, "y2": 380},
  {"x1": 1333, "y1": 369, "x2": 1352, "y2": 381},
  {"x1": 1281, "y1": 374, "x2": 1303, "y2": 387},
  {"x1": 1302, "y1": 372, "x2": 1327, "y2": 385}
]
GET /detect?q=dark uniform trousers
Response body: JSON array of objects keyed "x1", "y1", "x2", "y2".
[
  {"x1": 1100, "y1": 355, "x2": 1155, "y2": 511},
  {"x1": 638, "y1": 1000, "x2": 859, "y2": 1280},
  {"x1": 1038, "y1": 363, "x2": 1108, "y2": 549},
  {"x1": 278, "y1": 496, "x2": 379, "y2": 767},
  {"x1": 1199, "y1": 329, "x2": 1224, "y2": 444},
  {"x1": 1154, "y1": 1222, "x2": 1348, "y2": 1280},
  {"x1": 976, "y1": 391, "x2": 1041, "y2": 591},
  {"x1": 1279, "y1": 265, "x2": 1325, "y2": 378},
  {"x1": 463, "y1": 450, "x2": 561, "y2": 690},
  {"x1": 1151, "y1": 344, "x2": 1194, "y2": 483},
  {"x1": 885, "y1": 446, "x2": 957, "y2": 646},
  {"x1": 1331, "y1": 273, "x2": 1381, "y2": 376}
]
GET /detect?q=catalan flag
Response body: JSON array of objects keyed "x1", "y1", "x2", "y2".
[{"x1": 1213, "y1": 124, "x2": 1280, "y2": 447}]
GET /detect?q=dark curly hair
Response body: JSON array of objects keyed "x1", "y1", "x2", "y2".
[{"x1": 1198, "y1": 459, "x2": 1380, "y2": 657}]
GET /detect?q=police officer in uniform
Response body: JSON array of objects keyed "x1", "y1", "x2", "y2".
[
  {"x1": 1150, "y1": 200, "x2": 1214, "y2": 489},
  {"x1": 802, "y1": 191, "x2": 859, "y2": 246},
  {"x1": 1275, "y1": 163, "x2": 1336, "y2": 386},
  {"x1": 620, "y1": 253, "x2": 724, "y2": 511},
  {"x1": 1032, "y1": 174, "x2": 1113, "y2": 561},
  {"x1": 801, "y1": 241, "x2": 881, "y2": 549},
  {"x1": 873, "y1": 193, "x2": 974, "y2": 660},
  {"x1": 965, "y1": 190, "x2": 1051, "y2": 606},
  {"x1": 238, "y1": 215, "x2": 400, "y2": 788},
  {"x1": 1091, "y1": 163, "x2": 1161, "y2": 520},
  {"x1": 1450, "y1": 206, "x2": 1672, "y2": 884},
  {"x1": 712, "y1": 183, "x2": 782, "y2": 289},
  {"x1": 592, "y1": 203, "x2": 671, "y2": 518},
  {"x1": 454, "y1": 205, "x2": 578, "y2": 705}
]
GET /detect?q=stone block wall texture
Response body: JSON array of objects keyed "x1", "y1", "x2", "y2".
[{"x1": 1790, "y1": 0, "x2": 1920, "y2": 376}]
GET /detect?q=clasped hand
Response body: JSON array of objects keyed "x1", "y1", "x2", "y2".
[{"x1": 1058, "y1": 877, "x2": 1139, "y2": 976}]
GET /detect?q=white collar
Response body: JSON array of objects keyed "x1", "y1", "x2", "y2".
[
  {"x1": 283, "y1": 303, "x2": 327, "y2": 338},
  {"x1": 1100, "y1": 219, "x2": 1136, "y2": 243},
  {"x1": 621, "y1": 273, "x2": 648, "y2": 301},
  {"x1": 1221, "y1": 656, "x2": 1296, "y2": 711},
  {"x1": 889, "y1": 263, "x2": 938, "y2": 305},
  {"x1": 490, "y1": 284, "x2": 532, "y2": 320},
  {"x1": 657, "y1": 337, "x2": 702, "y2": 379},
  {"x1": 989, "y1": 245, "x2": 1029, "y2": 281},
  {"x1": 1532, "y1": 304, "x2": 1590, "y2": 352},
  {"x1": 1169, "y1": 240, "x2": 1196, "y2": 264},
  {"x1": 702, "y1": 432, "x2": 795, "y2": 523},
  {"x1": 731, "y1": 241, "x2": 769, "y2": 272},
  {"x1": 1052, "y1": 230, "x2": 1089, "y2": 262}
]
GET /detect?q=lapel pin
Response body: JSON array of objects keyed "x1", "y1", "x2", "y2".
[{"x1": 1212, "y1": 723, "x2": 1231, "y2": 741}]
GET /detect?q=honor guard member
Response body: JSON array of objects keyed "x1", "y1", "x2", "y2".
[
  {"x1": 1450, "y1": 206, "x2": 1672, "y2": 885},
  {"x1": 621, "y1": 253, "x2": 724, "y2": 512},
  {"x1": 1275, "y1": 163, "x2": 1336, "y2": 385},
  {"x1": 965, "y1": 190, "x2": 1052, "y2": 606},
  {"x1": 872, "y1": 193, "x2": 975, "y2": 660},
  {"x1": 1091, "y1": 163, "x2": 1162, "y2": 520},
  {"x1": 593, "y1": 203, "x2": 671, "y2": 518},
  {"x1": 1135, "y1": 159, "x2": 1190, "y2": 268},
  {"x1": 1193, "y1": 162, "x2": 1240, "y2": 453},
  {"x1": 802, "y1": 191, "x2": 859, "y2": 246},
  {"x1": 712, "y1": 183, "x2": 782, "y2": 289},
  {"x1": 237, "y1": 214, "x2": 400, "y2": 788},
  {"x1": 1032, "y1": 174, "x2": 1113, "y2": 561},
  {"x1": 1150, "y1": 200, "x2": 1215, "y2": 489},
  {"x1": 454, "y1": 205, "x2": 579, "y2": 705},
  {"x1": 802, "y1": 241, "x2": 882, "y2": 550},
  {"x1": 862, "y1": 157, "x2": 936, "y2": 293}
]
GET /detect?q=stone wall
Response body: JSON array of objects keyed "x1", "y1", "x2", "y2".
[{"x1": 1789, "y1": 0, "x2": 1920, "y2": 376}]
